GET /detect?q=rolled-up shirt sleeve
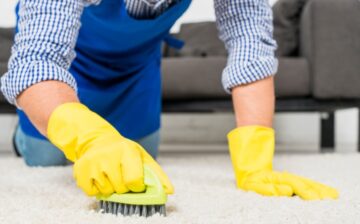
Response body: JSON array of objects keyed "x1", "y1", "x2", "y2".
[
  {"x1": 214, "y1": 0, "x2": 278, "y2": 93},
  {"x1": 0, "y1": 0, "x2": 100, "y2": 105}
]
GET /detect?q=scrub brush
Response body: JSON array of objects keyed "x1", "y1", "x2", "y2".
[{"x1": 97, "y1": 165, "x2": 168, "y2": 217}]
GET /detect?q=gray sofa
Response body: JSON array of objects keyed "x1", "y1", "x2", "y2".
[
  {"x1": 163, "y1": 0, "x2": 360, "y2": 100},
  {"x1": 161, "y1": 0, "x2": 360, "y2": 151},
  {"x1": 1, "y1": 0, "x2": 360, "y2": 151}
]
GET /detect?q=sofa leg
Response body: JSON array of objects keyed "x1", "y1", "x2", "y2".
[{"x1": 320, "y1": 111, "x2": 335, "y2": 152}]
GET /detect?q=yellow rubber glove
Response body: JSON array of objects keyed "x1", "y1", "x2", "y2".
[
  {"x1": 47, "y1": 103, "x2": 173, "y2": 196},
  {"x1": 228, "y1": 126, "x2": 339, "y2": 200}
]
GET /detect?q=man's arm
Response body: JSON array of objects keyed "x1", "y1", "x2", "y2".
[
  {"x1": 214, "y1": 0, "x2": 278, "y2": 127},
  {"x1": 17, "y1": 81, "x2": 78, "y2": 136},
  {"x1": 214, "y1": 0, "x2": 338, "y2": 200},
  {"x1": 1, "y1": 0, "x2": 174, "y2": 196},
  {"x1": 231, "y1": 76, "x2": 274, "y2": 127},
  {"x1": 0, "y1": 0, "x2": 100, "y2": 135}
]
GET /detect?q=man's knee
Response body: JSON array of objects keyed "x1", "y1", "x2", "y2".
[
  {"x1": 14, "y1": 127, "x2": 68, "y2": 167},
  {"x1": 135, "y1": 130, "x2": 160, "y2": 159},
  {"x1": 23, "y1": 147, "x2": 68, "y2": 167}
]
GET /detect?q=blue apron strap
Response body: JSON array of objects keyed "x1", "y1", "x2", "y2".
[{"x1": 164, "y1": 34, "x2": 185, "y2": 50}]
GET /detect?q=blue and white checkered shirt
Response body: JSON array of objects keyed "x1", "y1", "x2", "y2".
[{"x1": 1, "y1": 0, "x2": 277, "y2": 105}]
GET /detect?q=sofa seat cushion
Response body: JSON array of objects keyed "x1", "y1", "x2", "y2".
[
  {"x1": 0, "y1": 63, "x2": 8, "y2": 104},
  {"x1": 0, "y1": 62, "x2": 7, "y2": 76},
  {"x1": 162, "y1": 57, "x2": 310, "y2": 100},
  {"x1": 162, "y1": 57, "x2": 227, "y2": 100},
  {"x1": 275, "y1": 57, "x2": 310, "y2": 97},
  {"x1": 0, "y1": 28, "x2": 14, "y2": 62},
  {"x1": 0, "y1": 28, "x2": 14, "y2": 105}
]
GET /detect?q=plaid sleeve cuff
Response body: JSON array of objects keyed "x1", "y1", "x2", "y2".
[
  {"x1": 0, "y1": 0, "x2": 90, "y2": 106},
  {"x1": 1, "y1": 60, "x2": 78, "y2": 105},
  {"x1": 221, "y1": 45, "x2": 278, "y2": 93},
  {"x1": 215, "y1": 0, "x2": 278, "y2": 93}
]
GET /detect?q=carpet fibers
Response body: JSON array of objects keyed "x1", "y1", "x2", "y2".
[{"x1": 0, "y1": 153, "x2": 359, "y2": 224}]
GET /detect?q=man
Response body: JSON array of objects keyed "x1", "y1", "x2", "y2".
[{"x1": 1, "y1": 0, "x2": 338, "y2": 200}]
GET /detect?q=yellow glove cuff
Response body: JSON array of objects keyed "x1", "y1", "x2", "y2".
[
  {"x1": 47, "y1": 102, "x2": 123, "y2": 161},
  {"x1": 227, "y1": 126, "x2": 275, "y2": 187}
]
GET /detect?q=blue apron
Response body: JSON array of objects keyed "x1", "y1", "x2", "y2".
[{"x1": 17, "y1": 0, "x2": 191, "y2": 140}]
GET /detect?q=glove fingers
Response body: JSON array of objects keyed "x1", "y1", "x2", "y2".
[
  {"x1": 93, "y1": 173, "x2": 115, "y2": 196},
  {"x1": 244, "y1": 182, "x2": 293, "y2": 197},
  {"x1": 145, "y1": 161, "x2": 175, "y2": 195},
  {"x1": 121, "y1": 144, "x2": 145, "y2": 193},
  {"x1": 78, "y1": 180, "x2": 99, "y2": 196},
  {"x1": 278, "y1": 173, "x2": 322, "y2": 200},
  {"x1": 312, "y1": 184, "x2": 338, "y2": 199},
  {"x1": 141, "y1": 147, "x2": 174, "y2": 195},
  {"x1": 103, "y1": 163, "x2": 129, "y2": 194},
  {"x1": 298, "y1": 176, "x2": 339, "y2": 199},
  {"x1": 73, "y1": 163, "x2": 100, "y2": 196}
]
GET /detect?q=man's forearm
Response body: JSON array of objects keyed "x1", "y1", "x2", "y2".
[
  {"x1": 17, "y1": 81, "x2": 79, "y2": 136},
  {"x1": 0, "y1": 0, "x2": 88, "y2": 137},
  {"x1": 231, "y1": 76, "x2": 275, "y2": 128}
]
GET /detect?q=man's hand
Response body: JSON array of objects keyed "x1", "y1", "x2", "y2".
[
  {"x1": 239, "y1": 170, "x2": 338, "y2": 200},
  {"x1": 228, "y1": 126, "x2": 339, "y2": 200},
  {"x1": 47, "y1": 103, "x2": 173, "y2": 196}
]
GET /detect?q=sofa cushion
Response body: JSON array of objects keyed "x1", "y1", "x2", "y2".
[
  {"x1": 0, "y1": 28, "x2": 14, "y2": 62},
  {"x1": 0, "y1": 28, "x2": 14, "y2": 105},
  {"x1": 273, "y1": 0, "x2": 308, "y2": 57},
  {"x1": 162, "y1": 57, "x2": 227, "y2": 100},
  {"x1": 0, "y1": 63, "x2": 8, "y2": 103},
  {"x1": 275, "y1": 58, "x2": 310, "y2": 97},
  {"x1": 171, "y1": 22, "x2": 227, "y2": 57},
  {"x1": 161, "y1": 57, "x2": 310, "y2": 100},
  {"x1": 0, "y1": 62, "x2": 7, "y2": 76}
]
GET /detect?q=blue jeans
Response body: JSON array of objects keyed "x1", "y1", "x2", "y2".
[{"x1": 14, "y1": 126, "x2": 160, "y2": 167}]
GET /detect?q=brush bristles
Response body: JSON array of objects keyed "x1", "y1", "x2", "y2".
[{"x1": 99, "y1": 201, "x2": 166, "y2": 217}]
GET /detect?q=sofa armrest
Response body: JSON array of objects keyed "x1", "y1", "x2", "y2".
[{"x1": 300, "y1": 0, "x2": 360, "y2": 99}]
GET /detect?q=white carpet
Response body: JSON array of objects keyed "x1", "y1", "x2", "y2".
[{"x1": 0, "y1": 153, "x2": 359, "y2": 224}]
